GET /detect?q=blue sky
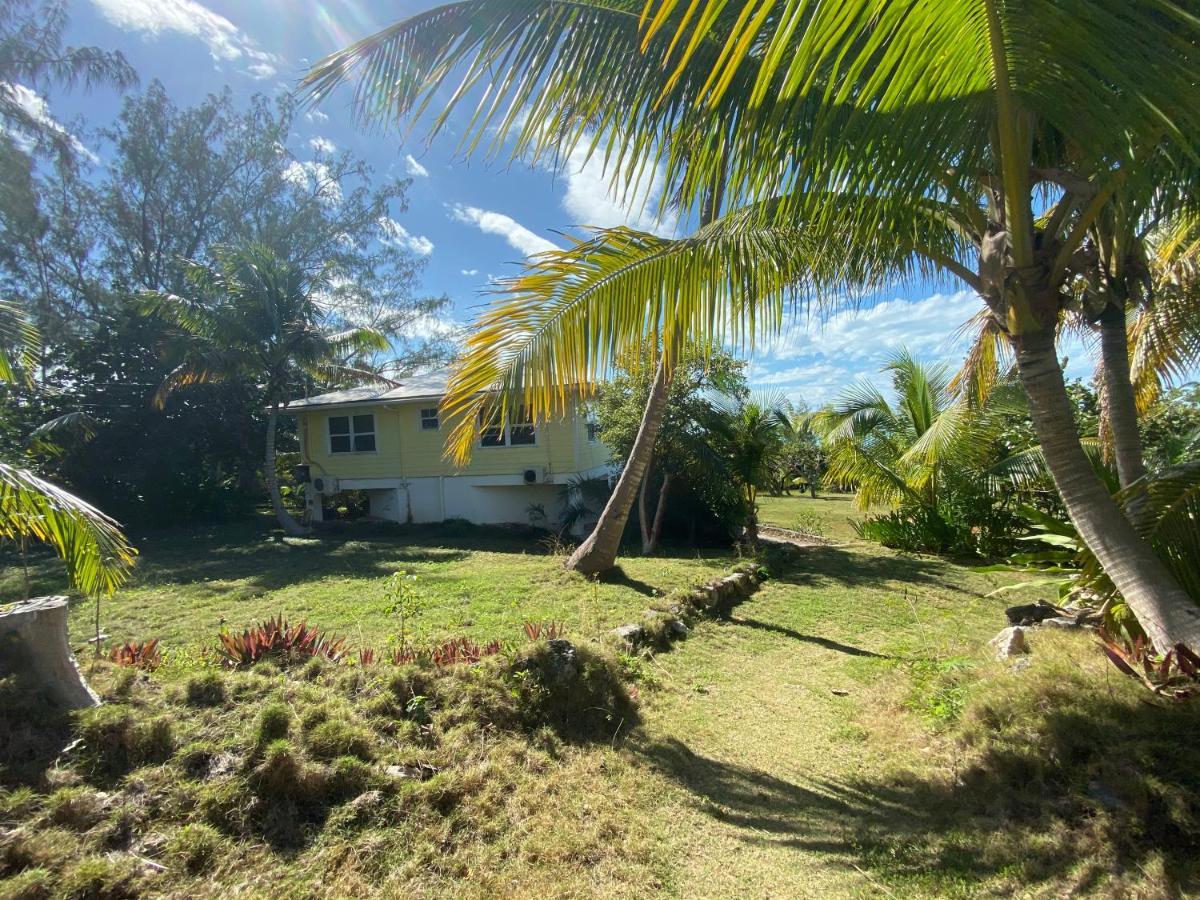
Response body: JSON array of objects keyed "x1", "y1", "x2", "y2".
[{"x1": 35, "y1": 0, "x2": 1096, "y2": 407}]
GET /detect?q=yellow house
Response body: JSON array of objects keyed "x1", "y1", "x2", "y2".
[{"x1": 283, "y1": 372, "x2": 612, "y2": 528}]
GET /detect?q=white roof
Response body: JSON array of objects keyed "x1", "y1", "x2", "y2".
[{"x1": 283, "y1": 370, "x2": 450, "y2": 410}]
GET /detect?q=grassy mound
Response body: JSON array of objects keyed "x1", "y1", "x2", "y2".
[{"x1": 0, "y1": 640, "x2": 651, "y2": 897}]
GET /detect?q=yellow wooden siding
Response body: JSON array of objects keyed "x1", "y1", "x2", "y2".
[{"x1": 300, "y1": 399, "x2": 608, "y2": 479}]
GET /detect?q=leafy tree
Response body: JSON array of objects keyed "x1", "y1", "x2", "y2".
[
  {"x1": 1141, "y1": 385, "x2": 1200, "y2": 476},
  {"x1": 0, "y1": 82, "x2": 448, "y2": 526},
  {"x1": 594, "y1": 342, "x2": 745, "y2": 552},
  {"x1": 0, "y1": 0, "x2": 135, "y2": 158},
  {"x1": 305, "y1": 0, "x2": 1200, "y2": 650},
  {"x1": 144, "y1": 245, "x2": 390, "y2": 536},
  {"x1": 764, "y1": 400, "x2": 823, "y2": 498}
]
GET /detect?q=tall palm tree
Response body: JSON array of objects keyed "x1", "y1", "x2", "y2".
[
  {"x1": 702, "y1": 390, "x2": 791, "y2": 546},
  {"x1": 305, "y1": 0, "x2": 1200, "y2": 650},
  {"x1": 0, "y1": 299, "x2": 136, "y2": 600},
  {"x1": 143, "y1": 245, "x2": 391, "y2": 537}
]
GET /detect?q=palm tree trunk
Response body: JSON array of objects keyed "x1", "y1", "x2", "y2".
[
  {"x1": 567, "y1": 360, "x2": 672, "y2": 574},
  {"x1": 1014, "y1": 326, "x2": 1200, "y2": 652},
  {"x1": 1098, "y1": 303, "x2": 1148, "y2": 488},
  {"x1": 647, "y1": 471, "x2": 672, "y2": 554},
  {"x1": 266, "y1": 402, "x2": 310, "y2": 537},
  {"x1": 638, "y1": 450, "x2": 655, "y2": 553}
]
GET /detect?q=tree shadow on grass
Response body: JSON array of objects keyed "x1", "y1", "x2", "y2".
[
  {"x1": 763, "y1": 543, "x2": 989, "y2": 599},
  {"x1": 729, "y1": 616, "x2": 893, "y2": 658},
  {"x1": 632, "y1": 693, "x2": 1200, "y2": 896}
]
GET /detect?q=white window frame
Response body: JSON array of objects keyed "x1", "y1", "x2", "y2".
[
  {"x1": 478, "y1": 407, "x2": 538, "y2": 448},
  {"x1": 419, "y1": 407, "x2": 439, "y2": 431},
  {"x1": 328, "y1": 412, "x2": 377, "y2": 454}
]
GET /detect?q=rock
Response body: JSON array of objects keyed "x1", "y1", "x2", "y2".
[
  {"x1": 349, "y1": 789, "x2": 385, "y2": 812},
  {"x1": 665, "y1": 618, "x2": 688, "y2": 637},
  {"x1": 831, "y1": 689, "x2": 850, "y2": 696},
  {"x1": 1004, "y1": 602, "x2": 1062, "y2": 626},
  {"x1": 611, "y1": 624, "x2": 645, "y2": 648},
  {"x1": 1041, "y1": 616, "x2": 1081, "y2": 629},
  {"x1": 989, "y1": 626, "x2": 1029, "y2": 659},
  {"x1": 385, "y1": 764, "x2": 437, "y2": 781}
]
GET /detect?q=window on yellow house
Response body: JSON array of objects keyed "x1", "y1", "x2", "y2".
[
  {"x1": 329, "y1": 414, "x2": 376, "y2": 453},
  {"x1": 419, "y1": 408, "x2": 439, "y2": 430},
  {"x1": 478, "y1": 407, "x2": 536, "y2": 447}
]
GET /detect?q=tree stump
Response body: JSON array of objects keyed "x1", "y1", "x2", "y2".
[{"x1": 0, "y1": 597, "x2": 99, "y2": 708}]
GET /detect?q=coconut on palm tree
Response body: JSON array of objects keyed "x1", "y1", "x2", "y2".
[
  {"x1": 305, "y1": 0, "x2": 1200, "y2": 649},
  {"x1": 143, "y1": 245, "x2": 391, "y2": 536}
]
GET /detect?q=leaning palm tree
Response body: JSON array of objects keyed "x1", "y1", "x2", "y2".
[
  {"x1": 0, "y1": 299, "x2": 136, "y2": 604},
  {"x1": 305, "y1": 0, "x2": 1200, "y2": 651},
  {"x1": 143, "y1": 245, "x2": 391, "y2": 536}
]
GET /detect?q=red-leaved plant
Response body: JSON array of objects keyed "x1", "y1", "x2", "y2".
[
  {"x1": 109, "y1": 638, "x2": 162, "y2": 671},
  {"x1": 1099, "y1": 628, "x2": 1200, "y2": 701},
  {"x1": 523, "y1": 621, "x2": 565, "y2": 641},
  {"x1": 217, "y1": 616, "x2": 347, "y2": 667},
  {"x1": 429, "y1": 637, "x2": 502, "y2": 668}
]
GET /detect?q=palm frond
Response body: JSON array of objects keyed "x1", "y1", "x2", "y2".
[
  {"x1": 0, "y1": 462, "x2": 136, "y2": 597},
  {"x1": 0, "y1": 298, "x2": 40, "y2": 385}
]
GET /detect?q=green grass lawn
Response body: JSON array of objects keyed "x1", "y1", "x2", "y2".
[
  {"x1": 3, "y1": 521, "x2": 1197, "y2": 898},
  {"x1": 0, "y1": 517, "x2": 735, "y2": 657},
  {"x1": 756, "y1": 492, "x2": 872, "y2": 542}
]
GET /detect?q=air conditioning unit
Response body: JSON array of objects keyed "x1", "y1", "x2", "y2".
[
  {"x1": 522, "y1": 468, "x2": 539, "y2": 485},
  {"x1": 311, "y1": 475, "x2": 339, "y2": 495}
]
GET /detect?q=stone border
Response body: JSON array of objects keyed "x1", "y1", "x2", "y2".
[
  {"x1": 609, "y1": 563, "x2": 765, "y2": 652},
  {"x1": 0, "y1": 596, "x2": 100, "y2": 708}
]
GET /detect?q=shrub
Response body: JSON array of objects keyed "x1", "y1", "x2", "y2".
[
  {"x1": 166, "y1": 823, "x2": 225, "y2": 874},
  {"x1": 523, "y1": 621, "x2": 565, "y2": 641},
  {"x1": 184, "y1": 672, "x2": 226, "y2": 707},
  {"x1": 429, "y1": 637, "x2": 503, "y2": 668},
  {"x1": 107, "y1": 639, "x2": 162, "y2": 671},
  {"x1": 508, "y1": 642, "x2": 636, "y2": 741},
  {"x1": 216, "y1": 616, "x2": 347, "y2": 667},
  {"x1": 73, "y1": 707, "x2": 173, "y2": 776}
]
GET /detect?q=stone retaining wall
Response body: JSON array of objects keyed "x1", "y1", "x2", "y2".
[{"x1": 609, "y1": 563, "x2": 765, "y2": 652}]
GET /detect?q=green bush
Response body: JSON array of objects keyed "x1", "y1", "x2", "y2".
[{"x1": 508, "y1": 643, "x2": 636, "y2": 741}]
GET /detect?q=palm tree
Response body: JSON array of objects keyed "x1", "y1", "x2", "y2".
[
  {"x1": 0, "y1": 299, "x2": 136, "y2": 603},
  {"x1": 816, "y1": 351, "x2": 1019, "y2": 510},
  {"x1": 143, "y1": 245, "x2": 391, "y2": 536},
  {"x1": 702, "y1": 390, "x2": 791, "y2": 547},
  {"x1": 304, "y1": 0, "x2": 1200, "y2": 650}
]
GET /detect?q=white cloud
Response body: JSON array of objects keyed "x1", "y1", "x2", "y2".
[
  {"x1": 559, "y1": 143, "x2": 677, "y2": 236},
  {"x1": 1, "y1": 83, "x2": 98, "y2": 164},
  {"x1": 447, "y1": 204, "x2": 559, "y2": 258},
  {"x1": 309, "y1": 136, "x2": 336, "y2": 154},
  {"x1": 88, "y1": 0, "x2": 279, "y2": 79},
  {"x1": 460, "y1": 268, "x2": 479, "y2": 276},
  {"x1": 404, "y1": 154, "x2": 429, "y2": 178},
  {"x1": 749, "y1": 290, "x2": 988, "y2": 406},
  {"x1": 305, "y1": 109, "x2": 329, "y2": 124},
  {"x1": 378, "y1": 216, "x2": 434, "y2": 256}
]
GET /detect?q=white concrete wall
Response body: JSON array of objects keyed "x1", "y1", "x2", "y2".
[{"x1": 338, "y1": 475, "x2": 570, "y2": 528}]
